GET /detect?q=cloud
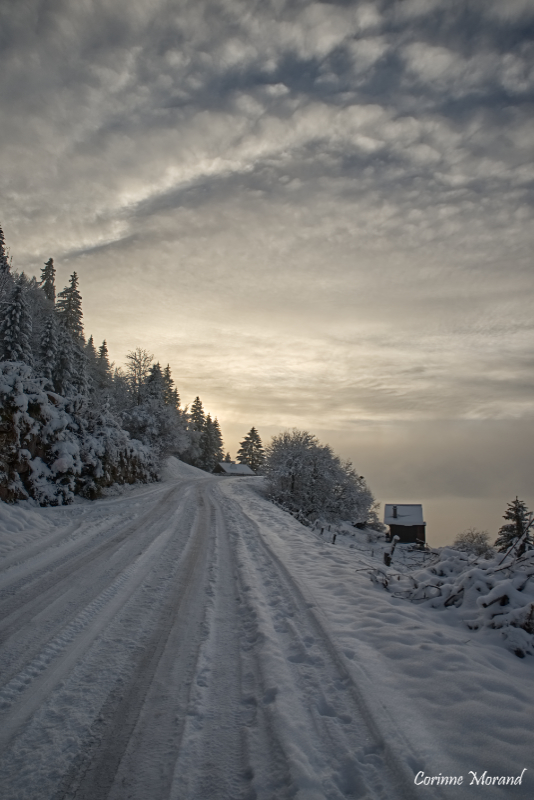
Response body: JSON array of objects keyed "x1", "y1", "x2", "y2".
[{"x1": 1, "y1": 0, "x2": 533, "y2": 529}]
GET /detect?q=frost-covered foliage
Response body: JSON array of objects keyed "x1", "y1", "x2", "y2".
[
  {"x1": 0, "y1": 362, "x2": 81, "y2": 504},
  {"x1": 375, "y1": 547, "x2": 534, "y2": 658},
  {"x1": 0, "y1": 362, "x2": 157, "y2": 504},
  {"x1": 121, "y1": 399, "x2": 189, "y2": 459},
  {"x1": 0, "y1": 225, "x2": 225, "y2": 501},
  {"x1": 494, "y1": 497, "x2": 533, "y2": 557},
  {"x1": 264, "y1": 429, "x2": 376, "y2": 524},
  {"x1": 178, "y1": 396, "x2": 226, "y2": 471},
  {"x1": 452, "y1": 527, "x2": 494, "y2": 557},
  {"x1": 237, "y1": 426, "x2": 265, "y2": 473},
  {"x1": 0, "y1": 224, "x2": 13, "y2": 301},
  {"x1": 0, "y1": 285, "x2": 33, "y2": 364},
  {"x1": 74, "y1": 403, "x2": 158, "y2": 499}
]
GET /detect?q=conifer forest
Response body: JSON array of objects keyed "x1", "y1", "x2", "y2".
[{"x1": 0, "y1": 226, "x2": 229, "y2": 504}]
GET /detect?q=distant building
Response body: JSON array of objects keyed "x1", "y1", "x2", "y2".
[
  {"x1": 212, "y1": 462, "x2": 256, "y2": 476},
  {"x1": 384, "y1": 504, "x2": 426, "y2": 544}
]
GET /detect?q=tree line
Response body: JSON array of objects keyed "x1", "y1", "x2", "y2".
[
  {"x1": 0, "y1": 226, "x2": 267, "y2": 503},
  {"x1": 0, "y1": 225, "x2": 378, "y2": 525},
  {"x1": 454, "y1": 497, "x2": 534, "y2": 558}
]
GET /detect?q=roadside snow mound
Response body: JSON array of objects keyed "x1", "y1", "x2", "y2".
[
  {"x1": 0, "y1": 500, "x2": 52, "y2": 535},
  {"x1": 376, "y1": 547, "x2": 534, "y2": 658},
  {"x1": 163, "y1": 456, "x2": 207, "y2": 480}
]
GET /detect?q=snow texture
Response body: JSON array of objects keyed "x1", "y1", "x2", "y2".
[
  {"x1": 0, "y1": 362, "x2": 157, "y2": 504},
  {"x1": 0, "y1": 461, "x2": 532, "y2": 799}
]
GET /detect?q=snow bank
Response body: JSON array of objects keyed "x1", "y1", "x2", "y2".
[
  {"x1": 162, "y1": 455, "x2": 207, "y2": 480},
  {"x1": 221, "y1": 478, "x2": 534, "y2": 794},
  {"x1": 378, "y1": 547, "x2": 534, "y2": 658},
  {"x1": 0, "y1": 500, "x2": 55, "y2": 558}
]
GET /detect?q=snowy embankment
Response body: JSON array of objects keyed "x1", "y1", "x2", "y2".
[
  {"x1": 223, "y1": 478, "x2": 534, "y2": 796},
  {"x1": 0, "y1": 460, "x2": 532, "y2": 799}
]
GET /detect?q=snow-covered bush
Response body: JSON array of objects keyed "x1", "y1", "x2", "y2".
[
  {"x1": 375, "y1": 547, "x2": 534, "y2": 658},
  {"x1": 0, "y1": 362, "x2": 158, "y2": 504},
  {"x1": 121, "y1": 398, "x2": 190, "y2": 459},
  {"x1": 75, "y1": 403, "x2": 159, "y2": 499},
  {"x1": 452, "y1": 527, "x2": 494, "y2": 557},
  {"x1": 0, "y1": 361, "x2": 80, "y2": 504},
  {"x1": 264, "y1": 429, "x2": 376, "y2": 524}
]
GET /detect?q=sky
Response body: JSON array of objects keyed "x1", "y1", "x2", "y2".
[{"x1": 1, "y1": 0, "x2": 533, "y2": 545}]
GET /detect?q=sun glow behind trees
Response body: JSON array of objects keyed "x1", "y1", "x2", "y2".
[{"x1": 0, "y1": 228, "x2": 227, "y2": 503}]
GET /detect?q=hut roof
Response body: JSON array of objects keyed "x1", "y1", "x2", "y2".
[
  {"x1": 214, "y1": 462, "x2": 256, "y2": 476},
  {"x1": 384, "y1": 504, "x2": 424, "y2": 526}
]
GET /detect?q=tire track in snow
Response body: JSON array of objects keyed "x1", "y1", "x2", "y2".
[
  {"x1": 166, "y1": 487, "x2": 260, "y2": 800},
  {"x1": 52, "y1": 483, "x2": 215, "y2": 800},
  {"x1": 217, "y1": 483, "x2": 420, "y2": 800},
  {"x1": 0, "y1": 482, "x2": 196, "y2": 684},
  {"x1": 0, "y1": 483, "x2": 199, "y2": 760},
  {"x1": 0, "y1": 482, "x2": 188, "y2": 612}
]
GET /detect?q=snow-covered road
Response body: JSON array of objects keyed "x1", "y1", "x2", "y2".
[{"x1": 1, "y1": 460, "x2": 532, "y2": 799}]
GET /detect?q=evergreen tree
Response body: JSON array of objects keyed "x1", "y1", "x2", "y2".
[
  {"x1": 163, "y1": 364, "x2": 180, "y2": 409},
  {"x1": 0, "y1": 224, "x2": 12, "y2": 300},
  {"x1": 190, "y1": 396, "x2": 205, "y2": 431},
  {"x1": 212, "y1": 417, "x2": 224, "y2": 463},
  {"x1": 56, "y1": 271, "x2": 84, "y2": 341},
  {"x1": 494, "y1": 497, "x2": 534, "y2": 558},
  {"x1": 237, "y1": 426, "x2": 265, "y2": 473},
  {"x1": 0, "y1": 285, "x2": 33, "y2": 364},
  {"x1": 40, "y1": 258, "x2": 56, "y2": 303},
  {"x1": 200, "y1": 414, "x2": 224, "y2": 471},
  {"x1": 98, "y1": 340, "x2": 110, "y2": 368},
  {"x1": 53, "y1": 324, "x2": 76, "y2": 396},
  {"x1": 39, "y1": 313, "x2": 58, "y2": 386},
  {"x1": 146, "y1": 362, "x2": 166, "y2": 401},
  {"x1": 72, "y1": 340, "x2": 90, "y2": 398},
  {"x1": 95, "y1": 340, "x2": 112, "y2": 391},
  {"x1": 224, "y1": 451, "x2": 232, "y2": 462},
  {"x1": 85, "y1": 335, "x2": 98, "y2": 371}
]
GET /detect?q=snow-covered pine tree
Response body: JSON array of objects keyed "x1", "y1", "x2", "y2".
[
  {"x1": 110, "y1": 367, "x2": 130, "y2": 411},
  {"x1": 211, "y1": 417, "x2": 224, "y2": 464},
  {"x1": 0, "y1": 285, "x2": 34, "y2": 365},
  {"x1": 494, "y1": 497, "x2": 534, "y2": 558},
  {"x1": 98, "y1": 340, "x2": 111, "y2": 368},
  {"x1": 163, "y1": 364, "x2": 180, "y2": 409},
  {"x1": 56, "y1": 271, "x2": 84, "y2": 341},
  {"x1": 40, "y1": 258, "x2": 56, "y2": 303},
  {"x1": 200, "y1": 414, "x2": 224, "y2": 472},
  {"x1": 146, "y1": 362, "x2": 166, "y2": 401},
  {"x1": 190, "y1": 396, "x2": 205, "y2": 431},
  {"x1": 224, "y1": 451, "x2": 232, "y2": 462},
  {"x1": 94, "y1": 340, "x2": 112, "y2": 391},
  {"x1": 237, "y1": 426, "x2": 265, "y2": 473},
  {"x1": 39, "y1": 313, "x2": 58, "y2": 387},
  {"x1": 53, "y1": 324, "x2": 76, "y2": 396},
  {"x1": 178, "y1": 397, "x2": 206, "y2": 467},
  {"x1": 72, "y1": 340, "x2": 90, "y2": 399},
  {"x1": 0, "y1": 224, "x2": 13, "y2": 301},
  {"x1": 85, "y1": 335, "x2": 98, "y2": 374}
]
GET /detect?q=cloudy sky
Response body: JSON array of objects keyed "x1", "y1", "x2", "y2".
[{"x1": 2, "y1": 0, "x2": 533, "y2": 544}]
